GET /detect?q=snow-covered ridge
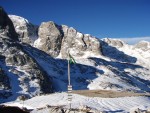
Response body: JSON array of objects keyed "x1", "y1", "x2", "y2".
[
  {"x1": 8, "y1": 15, "x2": 29, "y2": 26},
  {"x1": 0, "y1": 6, "x2": 150, "y2": 112},
  {"x1": 3, "y1": 14, "x2": 150, "y2": 93},
  {"x1": 1, "y1": 9, "x2": 150, "y2": 111},
  {"x1": 9, "y1": 15, "x2": 38, "y2": 45},
  {"x1": 102, "y1": 38, "x2": 150, "y2": 68}
]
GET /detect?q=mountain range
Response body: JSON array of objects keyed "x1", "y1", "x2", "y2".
[{"x1": 0, "y1": 6, "x2": 150, "y2": 102}]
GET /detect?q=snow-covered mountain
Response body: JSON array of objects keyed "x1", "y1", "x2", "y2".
[
  {"x1": 0, "y1": 6, "x2": 150, "y2": 104},
  {"x1": 0, "y1": 7, "x2": 53, "y2": 101},
  {"x1": 9, "y1": 15, "x2": 38, "y2": 45}
]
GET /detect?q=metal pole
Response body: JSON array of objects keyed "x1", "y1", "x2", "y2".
[
  {"x1": 68, "y1": 58, "x2": 70, "y2": 85},
  {"x1": 67, "y1": 51, "x2": 71, "y2": 109}
]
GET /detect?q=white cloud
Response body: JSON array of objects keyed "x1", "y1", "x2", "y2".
[{"x1": 117, "y1": 37, "x2": 150, "y2": 45}]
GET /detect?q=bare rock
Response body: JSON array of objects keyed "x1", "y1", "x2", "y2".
[
  {"x1": 34, "y1": 22, "x2": 102, "y2": 58},
  {"x1": 0, "y1": 7, "x2": 18, "y2": 41},
  {"x1": 0, "y1": 105, "x2": 29, "y2": 113},
  {"x1": 3, "y1": 42, "x2": 53, "y2": 94},
  {"x1": 83, "y1": 34, "x2": 101, "y2": 55},
  {"x1": 60, "y1": 26, "x2": 102, "y2": 58},
  {"x1": 103, "y1": 38, "x2": 124, "y2": 47},
  {"x1": 0, "y1": 67, "x2": 10, "y2": 90},
  {"x1": 0, "y1": 62, "x2": 11, "y2": 99},
  {"x1": 0, "y1": 7, "x2": 53, "y2": 97},
  {"x1": 34, "y1": 21, "x2": 63, "y2": 57},
  {"x1": 133, "y1": 41, "x2": 150, "y2": 51},
  {"x1": 9, "y1": 15, "x2": 38, "y2": 45}
]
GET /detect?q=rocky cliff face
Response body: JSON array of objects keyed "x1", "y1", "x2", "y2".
[
  {"x1": 9, "y1": 15, "x2": 38, "y2": 45},
  {"x1": 34, "y1": 21, "x2": 62, "y2": 57},
  {"x1": 60, "y1": 25, "x2": 102, "y2": 58},
  {"x1": 0, "y1": 61, "x2": 11, "y2": 99},
  {"x1": 102, "y1": 38, "x2": 124, "y2": 47},
  {"x1": 0, "y1": 7, "x2": 18, "y2": 41},
  {"x1": 34, "y1": 23, "x2": 102, "y2": 58},
  {"x1": 2, "y1": 42, "x2": 53, "y2": 94},
  {"x1": 8, "y1": 13, "x2": 102, "y2": 59},
  {"x1": 0, "y1": 7, "x2": 53, "y2": 100}
]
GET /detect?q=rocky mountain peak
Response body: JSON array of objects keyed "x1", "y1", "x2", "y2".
[
  {"x1": 133, "y1": 40, "x2": 150, "y2": 51},
  {"x1": 9, "y1": 15, "x2": 38, "y2": 45},
  {"x1": 34, "y1": 21, "x2": 63, "y2": 57},
  {"x1": 102, "y1": 38, "x2": 125, "y2": 47},
  {"x1": 1, "y1": 7, "x2": 150, "y2": 103},
  {"x1": 34, "y1": 22, "x2": 102, "y2": 58},
  {"x1": 60, "y1": 26, "x2": 102, "y2": 58},
  {"x1": 0, "y1": 6, "x2": 18, "y2": 41},
  {"x1": 0, "y1": 8, "x2": 53, "y2": 100}
]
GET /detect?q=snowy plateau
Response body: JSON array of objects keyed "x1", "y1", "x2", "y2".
[{"x1": 0, "y1": 7, "x2": 150, "y2": 113}]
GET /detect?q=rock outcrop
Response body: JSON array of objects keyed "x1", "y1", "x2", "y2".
[
  {"x1": 2, "y1": 41, "x2": 53, "y2": 93},
  {"x1": 0, "y1": 7, "x2": 53, "y2": 99},
  {"x1": 34, "y1": 23, "x2": 102, "y2": 58},
  {"x1": 60, "y1": 25, "x2": 102, "y2": 58},
  {"x1": 0, "y1": 66, "x2": 10, "y2": 90},
  {"x1": 0, "y1": 7, "x2": 18, "y2": 41},
  {"x1": 31, "y1": 105, "x2": 96, "y2": 113},
  {"x1": 34, "y1": 21, "x2": 63, "y2": 57},
  {"x1": 133, "y1": 41, "x2": 150, "y2": 51},
  {"x1": 103, "y1": 38, "x2": 124, "y2": 47},
  {"x1": 0, "y1": 105, "x2": 29, "y2": 113},
  {"x1": 0, "y1": 63, "x2": 11, "y2": 99},
  {"x1": 9, "y1": 15, "x2": 38, "y2": 45}
]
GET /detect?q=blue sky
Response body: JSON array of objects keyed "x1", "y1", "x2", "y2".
[{"x1": 1, "y1": 0, "x2": 150, "y2": 43}]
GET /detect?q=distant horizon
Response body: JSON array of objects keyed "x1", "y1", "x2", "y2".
[{"x1": 1, "y1": 0, "x2": 150, "y2": 44}]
